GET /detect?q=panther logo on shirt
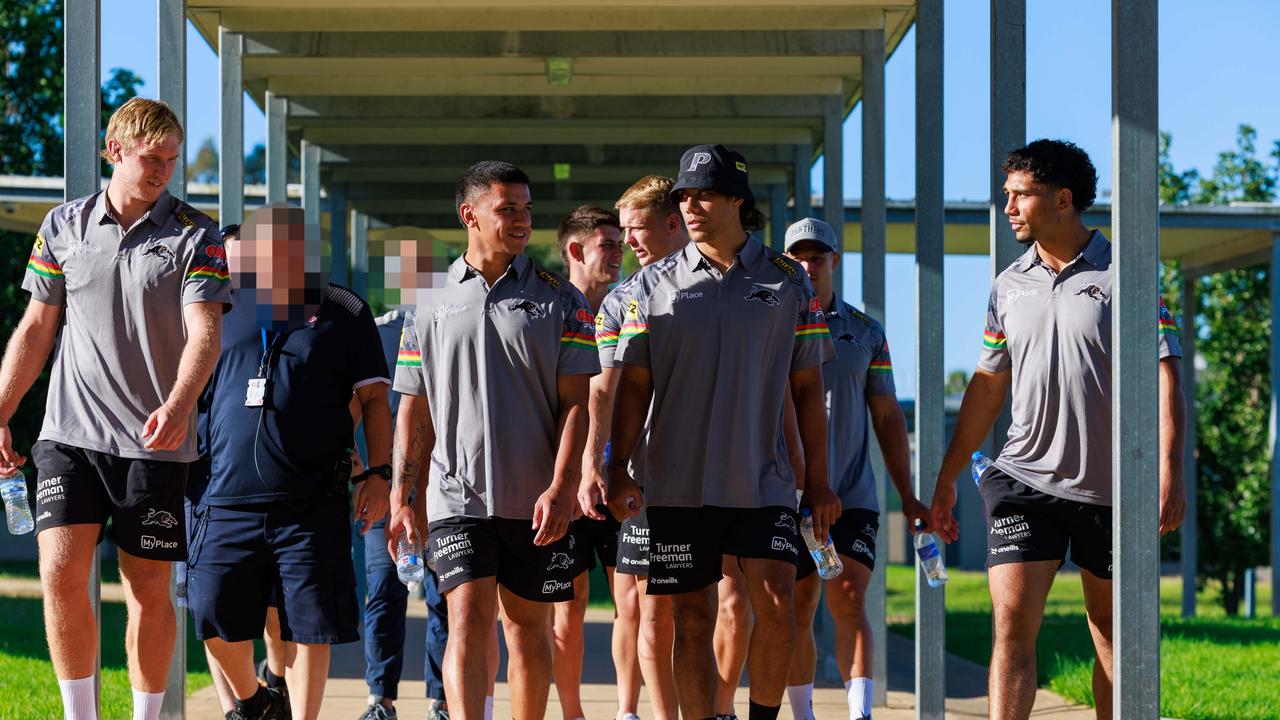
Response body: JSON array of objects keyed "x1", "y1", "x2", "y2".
[
  {"x1": 835, "y1": 332, "x2": 857, "y2": 344},
  {"x1": 745, "y1": 285, "x2": 781, "y2": 307},
  {"x1": 142, "y1": 509, "x2": 179, "y2": 529},
  {"x1": 511, "y1": 299, "x2": 546, "y2": 318},
  {"x1": 1075, "y1": 284, "x2": 1109, "y2": 303},
  {"x1": 547, "y1": 552, "x2": 573, "y2": 571},
  {"x1": 142, "y1": 243, "x2": 176, "y2": 264},
  {"x1": 774, "y1": 513, "x2": 797, "y2": 533}
]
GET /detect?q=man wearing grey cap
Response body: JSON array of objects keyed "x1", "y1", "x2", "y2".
[
  {"x1": 784, "y1": 218, "x2": 929, "y2": 720},
  {"x1": 607, "y1": 145, "x2": 840, "y2": 720}
]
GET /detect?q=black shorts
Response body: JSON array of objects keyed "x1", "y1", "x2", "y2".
[
  {"x1": 980, "y1": 466, "x2": 1112, "y2": 579},
  {"x1": 797, "y1": 509, "x2": 879, "y2": 580},
  {"x1": 32, "y1": 440, "x2": 188, "y2": 561},
  {"x1": 427, "y1": 516, "x2": 577, "y2": 603},
  {"x1": 644, "y1": 506, "x2": 800, "y2": 595},
  {"x1": 615, "y1": 510, "x2": 651, "y2": 577},
  {"x1": 187, "y1": 497, "x2": 359, "y2": 644},
  {"x1": 570, "y1": 511, "x2": 620, "y2": 576}
]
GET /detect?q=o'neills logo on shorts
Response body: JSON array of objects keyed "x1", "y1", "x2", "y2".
[
  {"x1": 648, "y1": 577, "x2": 677, "y2": 584},
  {"x1": 140, "y1": 535, "x2": 179, "y2": 551},
  {"x1": 439, "y1": 566, "x2": 465, "y2": 580},
  {"x1": 542, "y1": 579, "x2": 573, "y2": 595}
]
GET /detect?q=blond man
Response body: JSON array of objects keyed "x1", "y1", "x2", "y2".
[{"x1": 0, "y1": 97, "x2": 229, "y2": 720}]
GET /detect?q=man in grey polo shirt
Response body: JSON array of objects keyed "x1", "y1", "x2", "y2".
[
  {"x1": 0, "y1": 97, "x2": 228, "y2": 720},
  {"x1": 784, "y1": 218, "x2": 929, "y2": 720},
  {"x1": 929, "y1": 139, "x2": 1186, "y2": 719},
  {"x1": 386, "y1": 161, "x2": 598, "y2": 720},
  {"x1": 607, "y1": 145, "x2": 840, "y2": 720}
]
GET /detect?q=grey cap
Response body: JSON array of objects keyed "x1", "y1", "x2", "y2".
[{"x1": 784, "y1": 217, "x2": 837, "y2": 253}]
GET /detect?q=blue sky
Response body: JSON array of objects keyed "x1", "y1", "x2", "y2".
[{"x1": 100, "y1": 0, "x2": 1280, "y2": 396}]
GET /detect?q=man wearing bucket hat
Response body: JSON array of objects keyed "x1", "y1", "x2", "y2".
[
  {"x1": 784, "y1": 218, "x2": 929, "y2": 720},
  {"x1": 607, "y1": 145, "x2": 840, "y2": 720}
]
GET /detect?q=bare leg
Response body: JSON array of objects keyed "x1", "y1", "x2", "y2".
[
  {"x1": 204, "y1": 644, "x2": 237, "y2": 713},
  {"x1": 116, "y1": 548, "x2": 176, "y2": 692},
  {"x1": 1080, "y1": 570, "x2": 1114, "y2": 720},
  {"x1": 445, "y1": 578, "x2": 500, "y2": 720},
  {"x1": 551, "y1": 572, "x2": 590, "y2": 719},
  {"x1": 823, "y1": 560, "x2": 873, "y2": 682},
  {"x1": 285, "y1": 643, "x2": 330, "y2": 720},
  {"x1": 988, "y1": 560, "x2": 1058, "y2": 720},
  {"x1": 610, "y1": 567, "x2": 642, "y2": 718},
  {"x1": 671, "y1": 584, "x2": 719, "y2": 720},
  {"x1": 714, "y1": 556, "x2": 751, "y2": 715},
  {"x1": 788, "y1": 572, "x2": 822, "y2": 688},
  {"x1": 636, "y1": 577, "x2": 678, "y2": 720},
  {"x1": 38, "y1": 525, "x2": 101, "y2": 681},
  {"x1": 204, "y1": 638, "x2": 260, "y2": 701},
  {"x1": 263, "y1": 607, "x2": 294, "y2": 677},
  {"x1": 741, "y1": 558, "x2": 796, "y2": 707},
  {"x1": 501, "y1": 585, "x2": 554, "y2": 720}
]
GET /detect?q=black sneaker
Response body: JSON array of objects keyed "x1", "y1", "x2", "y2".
[
  {"x1": 262, "y1": 684, "x2": 290, "y2": 720},
  {"x1": 358, "y1": 701, "x2": 398, "y2": 720},
  {"x1": 225, "y1": 686, "x2": 288, "y2": 720}
]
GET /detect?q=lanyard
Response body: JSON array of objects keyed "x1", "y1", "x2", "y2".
[{"x1": 257, "y1": 329, "x2": 287, "y2": 379}]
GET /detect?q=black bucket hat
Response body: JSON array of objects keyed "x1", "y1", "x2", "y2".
[{"x1": 670, "y1": 144, "x2": 755, "y2": 206}]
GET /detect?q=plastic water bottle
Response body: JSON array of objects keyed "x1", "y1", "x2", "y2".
[
  {"x1": 1, "y1": 469, "x2": 33, "y2": 535},
  {"x1": 395, "y1": 536, "x2": 425, "y2": 589},
  {"x1": 971, "y1": 451, "x2": 994, "y2": 486},
  {"x1": 914, "y1": 520, "x2": 948, "y2": 587},
  {"x1": 799, "y1": 508, "x2": 844, "y2": 580}
]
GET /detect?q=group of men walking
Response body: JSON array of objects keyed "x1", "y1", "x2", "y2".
[{"x1": 0, "y1": 96, "x2": 1185, "y2": 720}]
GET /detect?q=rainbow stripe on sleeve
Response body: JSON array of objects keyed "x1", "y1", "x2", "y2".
[
  {"x1": 26, "y1": 254, "x2": 64, "y2": 279},
  {"x1": 397, "y1": 350, "x2": 423, "y2": 367},
  {"x1": 869, "y1": 361, "x2": 893, "y2": 373},
  {"x1": 1158, "y1": 319, "x2": 1180, "y2": 336},
  {"x1": 982, "y1": 331, "x2": 1007, "y2": 350},
  {"x1": 794, "y1": 322, "x2": 829, "y2": 341},
  {"x1": 619, "y1": 322, "x2": 648, "y2": 340},
  {"x1": 185, "y1": 265, "x2": 230, "y2": 283},
  {"x1": 596, "y1": 329, "x2": 620, "y2": 347},
  {"x1": 561, "y1": 331, "x2": 597, "y2": 349}
]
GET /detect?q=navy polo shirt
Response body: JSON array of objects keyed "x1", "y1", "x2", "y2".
[{"x1": 202, "y1": 284, "x2": 390, "y2": 506}]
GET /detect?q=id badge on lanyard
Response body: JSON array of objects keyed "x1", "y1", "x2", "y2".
[{"x1": 246, "y1": 329, "x2": 278, "y2": 408}]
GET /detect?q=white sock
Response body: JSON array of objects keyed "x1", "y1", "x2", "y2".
[
  {"x1": 485, "y1": 695, "x2": 494, "y2": 720},
  {"x1": 844, "y1": 677, "x2": 872, "y2": 719},
  {"x1": 786, "y1": 683, "x2": 815, "y2": 720},
  {"x1": 131, "y1": 689, "x2": 165, "y2": 720},
  {"x1": 58, "y1": 676, "x2": 97, "y2": 720}
]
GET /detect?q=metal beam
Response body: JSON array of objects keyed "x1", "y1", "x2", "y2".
[
  {"x1": 266, "y1": 91, "x2": 288, "y2": 203},
  {"x1": 1111, "y1": 0, "x2": 1161, "y2": 716},
  {"x1": 1273, "y1": 232, "x2": 1280, "y2": 619},
  {"x1": 327, "y1": 163, "x2": 791, "y2": 186},
  {"x1": 301, "y1": 123, "x2": 815, "y2": 147},
  {"x1": 858, "y1": 27, "x2": 888, "y2": 709},
  {"x1": 990, "y1": 0, "x2": 1025, "y2": 457},
  {"x1": 64, "y1": 0, "x2": 101, "y2": 709},
  {"x1": 302, "y1": 139, "x2": 320, "y2": 226},
  {"x1": 243, "y1": 29, "x2": 873, "y2": 58},
  {"x1": 1181, "y1": 273, "x2": 1198, "y2": 617},
  {"x1": 220, "y1": 27, "x2": 244, "y2": 226},
  {"x1": 289, "y1": 95, "x2": 835, "y2": 121},
  {"x1": 267, "y1": 73, "x2": 845, "y2": 97},
  {"x1": 330, "y1": 182, "x2": 349, "y2": 285},
  {"x1": 824, "y1": 94, "x2": 845, "y2": 296},
  {"x1": 914, "y1": 3, "x2": 945, "y2": 718},
  {"x1": 352, "y1": 210, "x2": 370, "y2": 298},
  {"x1": 320, "y1": 143, "x2": 801, "y2": 167},
  {"x1": 794, "y1": 143, "x2": 813, "y2": 221},
  {"x1": 769, "y1": 184, "x2": 787, "y2": 251}
]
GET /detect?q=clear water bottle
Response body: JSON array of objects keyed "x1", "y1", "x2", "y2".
[
  {"x1": 914, "y1": 519, "x2": 948, "y2": 587},
  {"x1": 799, "y1": 508, "x2": 844, "y2": 580},
  {"x1": 1, "y1": 469, "x2": 33, "y2": 535},
  {"x1": 971, "y1": 451, "x2": 994, "y2": 486},
  {"x1": 395, "y1": 536, "x2": 425, "y2": 589}
]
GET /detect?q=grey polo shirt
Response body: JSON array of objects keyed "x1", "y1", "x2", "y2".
[
  {"x1": 22, "y1": 190, "x2": 232, "y2": 462},
  {"x1": 979, "y1": 230, "x2": 1182, "y2": 506},
  {"x1": 615, "y1": 235, "x2": 835, "y2": 509},
  {"x1": 824, "y1": 300, "x2": 896, "y2": 512},
  {"x1": 392, "y1": 254, "x2": 600, "y2": 522}
]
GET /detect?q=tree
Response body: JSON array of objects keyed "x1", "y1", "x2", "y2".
[
  {"x1": 244, "y1": 143, "x2": 267, "y2": 185},
  {"x1": 187, "y1": 136, "x2": 219, "y2": 183},
  {"x1": 1162, "y1": 124, "x2": 1280, "y2": 614},
  {"x1": 944, "y1": 369, "x2": 969, "y2": 396}
]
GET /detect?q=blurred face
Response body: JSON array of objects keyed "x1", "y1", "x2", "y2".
[
  {"x1": 227, "y1": 207, "x2": 325, "y2": 332},
  {"x1": 106, "y1": 133, "x2": 181, "y2": 204},
  {"x1": 679, "y1": 188, "x2": 742, "y2": 243},
  {"x1": 459, "y1": 182, "x2": 532, "y2": 256},
  {"x1": 568, "y1": 226, "x2": 623, "y2": 283},
  {"x1": 786, "y1": 241, "x2": 839, "y2": 300},
  {"x1": 1003, "y1": 170, "x2": 1073, "y2": 246},
  {"x1": 619, "y1": 206, "x2": 684, "y2": 266}
]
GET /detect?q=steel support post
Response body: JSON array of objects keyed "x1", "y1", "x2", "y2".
[
  {"x1": 1180, "y1": 273, "x2": 1198, "y2": 617},
  {"x1": 219, "y1": 27, "x2": 243, "y2": 226},
  {"x1": 266, "y1": 91, "x2": 288, "y2": 204}
]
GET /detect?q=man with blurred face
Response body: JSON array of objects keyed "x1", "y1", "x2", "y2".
[
  {"x1": 387, "y1": 161, "x2": 599, "y2": 720},
  {"x1": 784, "y1": 218, "x2": 929, "y2": 720},
  {"x1": 187, "y1": 204, "x2": 392, "y2": 720},
  {"x1": 577, "y1": 176, "x2": 688, "y2": 720},
  {"x1": 552, "y1": 205, "x2": 626, "y2": 720},
  {"x1": 0, "y1": 97, "x2": 228, "y2": 720},
  {"x1": 606, "y1": 145, "x2": 840, "y2": 720}
]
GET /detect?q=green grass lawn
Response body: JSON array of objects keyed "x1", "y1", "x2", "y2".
[{"x1": 885, "y1": 564, "x2": 1279, "y2": 720}]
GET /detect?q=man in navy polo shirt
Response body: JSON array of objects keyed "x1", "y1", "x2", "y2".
[{"x1": 187, "y1": 204, "x2": 392, "y2": 720}]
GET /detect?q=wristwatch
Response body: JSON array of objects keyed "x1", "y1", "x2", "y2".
[{"x1": 351, "y1": 464, "x2": 391, "y2": 486}]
